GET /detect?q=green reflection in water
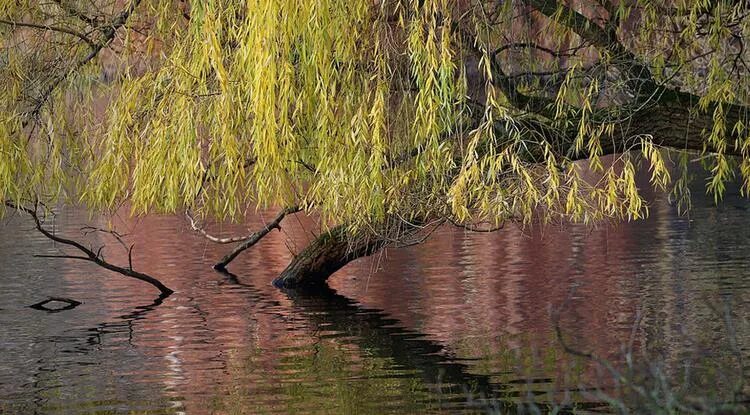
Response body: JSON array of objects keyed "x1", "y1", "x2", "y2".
[{"x1": 206, "y1": 284, "x2": 606, "y2": 415}]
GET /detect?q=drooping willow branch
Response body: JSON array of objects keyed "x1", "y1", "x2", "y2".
[{"x1": 3, "y1": 200, "x2": 173, "y2": 297}]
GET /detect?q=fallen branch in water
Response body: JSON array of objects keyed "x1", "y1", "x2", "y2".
[
  {"x1": 208, "y1": 206, "x2": 301, "y2": 271},
  {"x1": 3, "y1": 200, "x2": 173, "y2": 297}
]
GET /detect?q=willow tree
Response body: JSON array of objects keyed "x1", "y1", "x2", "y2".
[{"x1": 1, "y1": 0, "x2": 749, "y2": 289}]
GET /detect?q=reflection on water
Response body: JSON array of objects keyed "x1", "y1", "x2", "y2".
[{"x1": 1, "y1": 181, "x2": 750, "y2": 413}]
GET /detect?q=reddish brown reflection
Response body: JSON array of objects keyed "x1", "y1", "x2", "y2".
[{"x1": 3, "y1": 184, "x2": 750, "y2": 413}]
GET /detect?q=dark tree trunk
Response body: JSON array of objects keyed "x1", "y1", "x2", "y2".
[
  {"x1": 272, "y1": 225, "x2": 387, "y2": 288},
  {"x1": 271, "y1": 90, "x2": 746, "y2": 289}
]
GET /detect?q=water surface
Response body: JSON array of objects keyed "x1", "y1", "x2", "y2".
[{"x1": 1, "y1": 183, "x2": 749, "y2": 414}]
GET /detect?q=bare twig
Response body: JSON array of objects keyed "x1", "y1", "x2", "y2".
[
  {"x1": 81, "y1": 225, "x2": 129, "y2": 251},
  {"x1": 186, "y1": 210, "x2": 261, "y2": 244},
  {"x1": 51, "y1": 0, "x2": 99, "y2": 26}
]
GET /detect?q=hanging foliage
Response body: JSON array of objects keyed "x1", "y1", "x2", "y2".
[{"x1": 1, "y1": 0, "x2": 749, "y2": 232}]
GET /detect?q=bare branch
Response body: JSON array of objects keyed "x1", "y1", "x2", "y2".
[
  {"x1": 523, "y1": 0, "x2": 657, "y2": 94},
  {"x1": 21, "y1": 0, "x2": 144, "y2": 126},
  {"x1": 492, "y1": 41, "x2": 587, "y2": 59},
  {"x1": 33, "y1": 254, "x2": 91, "y2": 260},
  {"x1": 213, "y1": 206, "x2": 301, "y2": 270},
  {"x1": 4, "y1": 200, "x2": 173, "y2": 296},
  {"x1": 524, "y1": 0, "x2": 617, "y2": 51},
  {"x1": 187, "y1": 210, "x2": 260, "y2": 244},
  {"x1": 81, "y1": 225, "x2": 129, "y2": 251},
  {"x1": 0, "y1": 19, "x2": 96, "y2": 49}
]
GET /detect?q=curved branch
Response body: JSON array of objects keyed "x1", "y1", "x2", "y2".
[
  {"x1": 492, "y1": 41, "x2": 587, "y2": 59},
  {"x1": 4, "y1": 200, "x2": 173, "y2": 296},
  {"x1": 523, "y1": 0, "x2": 656, "y2": 94},
  {"x1": 186, "y1": 210, "x2": 255, "y2": 244},
  {"x1": 524, "y1": 0, "x2": 615, "y2": 50}
]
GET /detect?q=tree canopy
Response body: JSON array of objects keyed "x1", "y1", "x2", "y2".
[{"x1": 1, "y1": 0, "x2": 749, "y2": 233}]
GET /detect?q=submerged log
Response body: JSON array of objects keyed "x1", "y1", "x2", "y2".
[{"x1": 272, "y1": 224, "x2": 387, "y2": 288}]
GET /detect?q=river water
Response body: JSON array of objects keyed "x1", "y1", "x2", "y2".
[{"x1": 1, "y1": 179, "x2": 749, "y2": 414}]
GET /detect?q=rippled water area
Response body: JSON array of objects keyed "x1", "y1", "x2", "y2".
[{"x1": 2, "y1": 180, "x2": 750, "y2": 414}]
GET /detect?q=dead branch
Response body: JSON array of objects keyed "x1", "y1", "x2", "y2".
[
  {"x1": 213, "y1": 206, "x2": 301, "y2": 271},
  {"x1": 186, "y1": 157, "x2": 259, "y2": 244},
  {"x1": 80, "y1": 225, "x2": 130, "y2": 251},
  {"x1": 4, "y1": 200, "x2": 173, "y2": 297},
  {"x1": 186, "y1": 210, "x2": 260, "y2": 244}
]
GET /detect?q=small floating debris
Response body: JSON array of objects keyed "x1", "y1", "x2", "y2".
[{"x1": 29, "y1": 297, "x2": 82, "y2": 313}]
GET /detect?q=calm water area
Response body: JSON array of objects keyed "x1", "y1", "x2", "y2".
[{"x1": 1, "y1": 176, "x2": 749, "y2": 414}]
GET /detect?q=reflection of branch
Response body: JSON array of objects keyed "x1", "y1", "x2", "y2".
[
  {"x1": 705, "y1": 297, "x2": 747, "y2": 401},
  {"x1": 282, "y1": 284, "x2": 607, "y2": 413},
  {"x1": 550, "y1": 287, "x2": 750, "y2": 413},
  {"x1": 212, "y1": 206, "x2": 301, "y2": 270},
  {"x1": 4, "y1": 200, "x2": 173, "y2": 297},
  {"x1": 551, "y1": 286, "x2": 636, "y2": 402},
  {"x1": 212, "y1": 267, "x2": 608, "y2": 412},
  {"x1": 29, "y1": 297, "x2": 82, "y2": 313},
  {"x1": 552, "y1": 287, "x2": 616, "y2": 363}
]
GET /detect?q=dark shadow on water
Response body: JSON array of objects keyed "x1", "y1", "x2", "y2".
[
  {"x1": 216, "y1": 269, "x2": 610, "y2": 414},
  {"x1": 29, "y1": 297, "x2": 83, "y2": 313},
  {"x1": 20, "y1": 292, "x2": 171, "y2": 413}
]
